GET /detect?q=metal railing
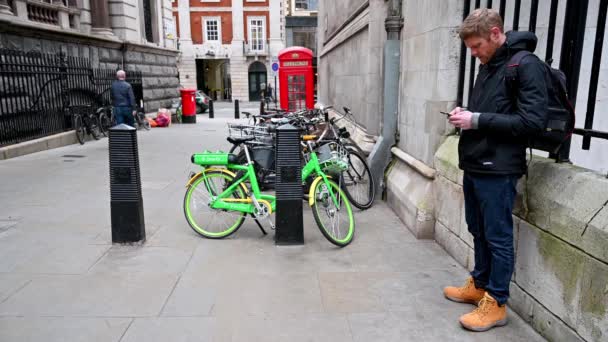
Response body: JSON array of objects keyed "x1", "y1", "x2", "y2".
[
  {"x1": 243, "y1": 40, "x2": 270, "y2": 56},
  {"x1": 457, "y1": 0, "x2": 608, "y2": 161},
  {"x1": 0, "y1": 48, "x2": 142, "y2": 147}
]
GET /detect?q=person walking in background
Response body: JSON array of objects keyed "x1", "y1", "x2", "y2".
[
  {"x1": 111, "y1": 70, "x2": 136, "y2": 127},
  {"x1": 444, "y1": 8, "x2": 547, "y2": 332}
]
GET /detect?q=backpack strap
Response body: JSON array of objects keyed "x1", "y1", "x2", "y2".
[{"x1": 505, "y1": 50, "x2": 533, "y2": 85}]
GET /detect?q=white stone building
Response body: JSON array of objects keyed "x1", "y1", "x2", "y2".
[{"x1": 173, "y1": 0, "x2": 285, "y2": 103}]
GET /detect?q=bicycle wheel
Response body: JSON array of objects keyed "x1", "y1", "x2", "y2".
[
  {"x1": 88, "y1": 115, "x2": 101, "y2": 140},
  {"x1": 99, "y1": 111, "x2": 111, "y2": 137},
  {"x1": 311, "y1": 178, "x2": 355, "y2": 247},
  {"x1": 74, "y1": 115, "x2": 85, "y2": 145},
  {"x1": 341, "y1": 150, "x2": 375, "y2": 210},
  {"x1": 138, "y1": 111, "x2": 151, "y2": 130},
  {"x1": 184, "y1": 170, "x2": 248, "y2": 239}
]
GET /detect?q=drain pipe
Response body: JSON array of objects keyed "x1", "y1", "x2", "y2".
[{"x1": 368, "y1": 0, "x2": 403, "y2": 195}]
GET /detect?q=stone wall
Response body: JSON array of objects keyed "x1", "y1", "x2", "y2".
[
  {"x1": 432, "y1": 136, "x2": 608, "y2": 342},
  {"x1": 318, "y1": 0, "x2": 608, "y2": 340},
  {"x1": 397, "y1": 0, "x2": 461, "y2": 166},
  {"x1": 0, "y1": 23, "x2": 180, "y2": 113},
  {"x1": 317, "y1": 0, "x2": 385, "y2": 137}
]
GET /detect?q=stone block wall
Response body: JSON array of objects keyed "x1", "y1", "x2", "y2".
[
  {"x1": 433, "y1": 137, "x2": 608, "y2": 342},
  {"x1": 0, "y1": 27, "x2": 179, "y2": 113},
  {"x1": 397, "y1": 0, "x2": 462, "y2": 167},
  {"x1": 317, "y1": 0, "x2": 386, "y2": 137}
]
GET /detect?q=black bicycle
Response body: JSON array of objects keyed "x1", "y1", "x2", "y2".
[
  {"x1": 134, "y1": 107, "x2": 151, "y2": 131},
  {"x1": 71, "y1": 105, "x2": 101, "y2": 144},
  {"x1": 97, "y1": 105, "x2": 113, "y2": 137}
]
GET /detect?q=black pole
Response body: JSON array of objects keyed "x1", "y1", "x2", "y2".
[
  {"x1": 545, "y1": 0, "x2": 559, "y2": 64},
  {"x1": 582, "y1": 0, "x2": 607, "y2": 150},
  {"x1": 260, "y1": 98, "x2": 265, "y2": 115},
  {"x1": 529, "y1": 0, "x2": 539, "y2": 33},
  {"x1": 209, "y1": 100, "x2": 214, "y2": 119},
  {"x1": 234, "y1": 99, "x2": 240, "y2": 119},
  {"x1": 109, "y1": 124, "x2": 146, "y2": 243},
  {"x1": 457, "y1": 0, "x2": 471, "y2": 107},
  {"x1": 274, "y1": 75, "x2": 277, "y2": 107},
  {"x1": 467, "y1": 0, "x2": 481, "y2": 105},
  {"x1": 513, "y1": 0, "x2": 521, "y2": 31},
  {"x1": 555, "y1": 0, "x2": 589, "y2": 162},
  {"x1": 275, "y1": 124, "x2": 304, "y2": 245},
  {"x1": 499, "y1": 0, "x2": 506, "y2": 19}
]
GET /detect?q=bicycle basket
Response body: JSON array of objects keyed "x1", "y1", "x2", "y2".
[
  {"x1": 227, "y1": 123, "x2": 273, "y2": 143},
  {"x1": 316, "y1": 142, "x2": 349, "y2": 174},
  {"x1": 251, "y1": 146, "x2": 275, "y2": 170}
]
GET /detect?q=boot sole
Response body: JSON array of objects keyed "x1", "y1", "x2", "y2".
[
  {"x1": 460, "y1": 318, "x2": 508, "y2": 332},
  {"x1": 444, "y1": 294, "x2": 481, "y2": 305}
]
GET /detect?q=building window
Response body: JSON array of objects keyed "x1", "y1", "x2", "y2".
[
  {"x1": 293, "y1": 30, "x2": 316, "y2": 56},
  {"x1": 204, "y1": 18, "x2": 221, "y2": 42},
  {"x1": 295, "y1": 0, "x2": 317, "y2": 11},
  {"x1": 248, "y1": 17, "x2": 265, "y2": 51}
]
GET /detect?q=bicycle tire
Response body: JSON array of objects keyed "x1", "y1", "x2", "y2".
[
  {"x1": 88, "y1": 115, "x2": 101, "y2": 140},
  {"x1": 341, "y1": 150, "x2": 375, "y2": 210},
  {"x1": 138, "y1": 111, "x2": 150, "y2": 130},
  {"x1": 99, "y1": 111, "x2": 111, "y2": 137},
  {"x1": 311, "y1": 179, "x2": 355, "y2": 247},
  {"x1": 74, "y1": 115, "x2": 85, "y2": 145},
  {"x1": 183, "y1": 170, "x2": 248, "y2": 239}
]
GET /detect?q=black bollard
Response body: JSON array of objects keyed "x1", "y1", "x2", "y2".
[
  {"x1": 109, "y1": 124, "x2": 145, "y2": 243},
  {"x1": 234, "y1": 99, "x2": 240, "y2": 119},
  {"x1": 260, "y1": 99, "x2": 265, "y2": 115},
  {"x1": 275, "y1": 124, "x2": 304, "y2": 245},
  {"x1": 209, "y1": 100, "x2": 214, "y2": 119}
]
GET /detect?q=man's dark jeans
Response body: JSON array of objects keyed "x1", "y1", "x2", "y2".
[
  {"x1": 114, "y1": 106, "x2": 134, "y2": 127},
  {"x1": 463, "y1": 171, "x2": 519, "y2": 305}
]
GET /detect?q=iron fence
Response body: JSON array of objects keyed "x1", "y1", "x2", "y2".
[
  {"x1": 457, "y1": 0, "x2": 608, "y2": 161},
  {"x1": 0, "y1": 48, "x2": 142, "y2": 147}
]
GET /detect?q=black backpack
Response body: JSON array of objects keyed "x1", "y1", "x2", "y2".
[{"x1": 505, "y1": 51, "x2": 576, "y2": 156}]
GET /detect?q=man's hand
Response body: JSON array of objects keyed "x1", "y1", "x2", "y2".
[{"x1": 448, "y1": 107, "x2": 475, "y2": 130}]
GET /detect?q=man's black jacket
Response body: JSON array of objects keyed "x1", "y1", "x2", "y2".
[
  {"x1": 459, "y1": 31, "x2": 548, "y2": 175},
  {"x1": 111, "y1": 80, "x2": 136, "y2": 108}
]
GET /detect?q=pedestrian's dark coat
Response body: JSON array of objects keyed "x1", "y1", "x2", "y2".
[{"x1": 459, "y1": 31, "x2": 548, "y2": 175}]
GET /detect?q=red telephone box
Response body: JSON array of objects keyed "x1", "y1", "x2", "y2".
[{"x1": 278, "y1": 47, "x2": 314, "y2": 111}]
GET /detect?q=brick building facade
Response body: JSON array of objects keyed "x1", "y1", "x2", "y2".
[{"x1": 173, "y1": 0, "x2": 285, "y2": 102}]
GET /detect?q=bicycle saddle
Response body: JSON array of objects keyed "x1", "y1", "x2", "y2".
[{"x1": 227, "y1": 136, "x2": 255, "y2": 145}]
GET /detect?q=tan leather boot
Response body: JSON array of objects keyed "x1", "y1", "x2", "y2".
[
  {"x1": 443, "y1": 277, "x2": 485, "y2": 304},
  {"x1": 459, "y1": 292, "x2": 508, "y2": 332}
]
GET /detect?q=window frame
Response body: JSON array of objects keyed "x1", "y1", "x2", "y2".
[
  {"x1": 248, "y1": 16, "x2": 266, "y2": 52},
  {"x1": 203, "y1": 17, "x2": 222, "y2": 43}
]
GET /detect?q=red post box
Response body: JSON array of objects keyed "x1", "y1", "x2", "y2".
[
  {"x1": 180, "y1": 88, "x2": 197, "y2": 124},
  {"x1": 278, "y1": 47, "x2": 314, "y2": 111}
]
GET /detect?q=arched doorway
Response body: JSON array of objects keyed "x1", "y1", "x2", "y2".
[{"x1": 248, "y1": 61, "x2": 267, "y2": 101}]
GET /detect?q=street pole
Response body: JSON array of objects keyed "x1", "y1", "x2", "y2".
[{"x1": 368, "y1": 0, "x2": 403, "y2": 196}]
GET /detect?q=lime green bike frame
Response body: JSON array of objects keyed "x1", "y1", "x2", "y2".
[{"x1": 197, "y1": 149, "x2": 340, "y2": 214}]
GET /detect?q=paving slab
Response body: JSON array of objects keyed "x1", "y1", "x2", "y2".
[{"x1": 0, "y1": 116, "x2": 545, "y2": 341}]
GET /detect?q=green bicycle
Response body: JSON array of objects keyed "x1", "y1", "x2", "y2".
[{"x1": 183, "y1": 134, "x2": 355, "y2": 247}]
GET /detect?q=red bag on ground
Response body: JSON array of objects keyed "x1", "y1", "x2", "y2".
[{"x1": 155, "y1": 113, "x2": 170, "y2": 127}]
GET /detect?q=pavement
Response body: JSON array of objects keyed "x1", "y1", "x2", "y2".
[{"x1": 0, "y1": 102, "x2": 545, "y2": 341}]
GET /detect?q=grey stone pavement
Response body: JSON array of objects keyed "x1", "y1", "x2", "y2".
[{"x1": 0, "y1": 102, "x2": 545, "y2": 341}]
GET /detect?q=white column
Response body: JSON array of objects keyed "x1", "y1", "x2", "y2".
[
  {"x1": 0, "y1": 0, "x2": 13, "y2": 15},
  {"x1": 268, "y1": 0, "x2": 284, "y2": 56},
  {"x1": 178, "y1": 0, "x2": 192, "y2": 44},
  {"x1": 177, "y1": 0, "x2": 196, "y2": 89},
  {"x1": 230, "y1": 0, "x2": 248, "y2": 102}
]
